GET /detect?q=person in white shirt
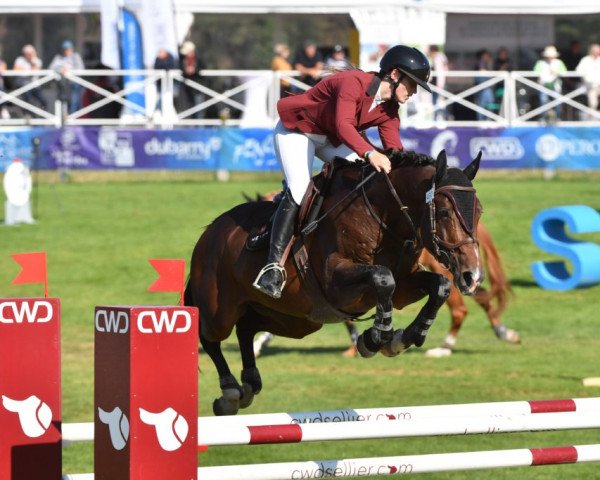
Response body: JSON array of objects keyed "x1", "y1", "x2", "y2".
[
  {"x1": 428, "y1": 45, "x2": 448, "y2": 120},
  {"x1": 576, "y1": 44, "x2": 600, "y2": 120},
  {"x1": 13, "y1": 44, "x2": 47, "y2": 111}
]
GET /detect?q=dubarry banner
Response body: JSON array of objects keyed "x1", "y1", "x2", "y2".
[{"x1": 2, "y1": 126, "x2": 600, "y2": 172}]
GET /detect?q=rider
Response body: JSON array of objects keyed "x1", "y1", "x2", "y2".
[{"x1": 253, "y1": 45, "x2": 432, "y2": 299}]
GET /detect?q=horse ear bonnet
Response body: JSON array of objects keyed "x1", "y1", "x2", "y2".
[{"x1": 440, "y1": 169, "x2": 476, "y2": 233}]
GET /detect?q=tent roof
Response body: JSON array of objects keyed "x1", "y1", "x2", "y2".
[{"x1": 0, "y1": 0, "x2": 599, "y2": 14}]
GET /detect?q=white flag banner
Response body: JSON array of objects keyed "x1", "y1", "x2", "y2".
[
  {"x1": 101, "y1": 0, "x2": 121, "y2": 69},
  {"x1": 140, "y1": 0, "x2": 179, "y2": 68}
]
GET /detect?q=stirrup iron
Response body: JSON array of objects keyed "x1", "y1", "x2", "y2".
[{"x1": 253, "y1": 263, "x2": 287, "y2": 290}]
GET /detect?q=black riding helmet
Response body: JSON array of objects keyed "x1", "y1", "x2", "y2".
[{"x1": 379, "y1": 45, "x2": 432, "y2": 93}]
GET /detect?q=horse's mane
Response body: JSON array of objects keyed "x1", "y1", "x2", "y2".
[{"x1": 387, "y1": 149, "x2": 436, "y2": 168}]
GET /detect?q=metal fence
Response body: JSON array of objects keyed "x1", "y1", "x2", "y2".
[{"x1": 1, "y1": 69, "x2": 599, "y2": 128}]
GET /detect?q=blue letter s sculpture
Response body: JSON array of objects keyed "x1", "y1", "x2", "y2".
[{"x1": 531, "y1": 205, "x2": 600, "y2": 290}]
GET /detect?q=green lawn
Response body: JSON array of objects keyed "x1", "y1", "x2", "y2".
[{"x1": 1, "y1": 171, "x2": 599, "y2": 479}]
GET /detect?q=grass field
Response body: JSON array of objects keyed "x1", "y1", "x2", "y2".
[{"x1": 1, "y1": 170, "x2": 600, "y2": 479}]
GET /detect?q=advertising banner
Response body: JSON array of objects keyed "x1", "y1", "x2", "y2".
[{"x1": 2, "y1": 126, "x2": 600, "y2": 172}]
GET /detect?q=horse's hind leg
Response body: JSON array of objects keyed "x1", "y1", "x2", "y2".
[
  {"x1": 235, "y1": 314, "x2": 264, "y2": 410},
  {"x1": 472, "y1": 288, "x2": 521, "y2": 345},
  {"x1": 200, "y1": 332, "x2": 243, "y2": 416}
]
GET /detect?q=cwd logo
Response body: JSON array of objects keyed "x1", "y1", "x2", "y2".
[
  {"x1": 1, "y1": 394, "x2": 53, "y2": 438},
  {"x1": 95, "y1": 310, "x2": 129, "y2": 334},
  {"x1": 137, "y1": 310, "x2": 191, "y2": 334},
  {"x1": 0, "y1": 301, "x2": 53, "y2": 324},
  {"x1": 98, "y1": 406, "x2": 129, "y2": 450},
  {"x1": 139, "y1": 407, "x2": 189, "y2": 451}
]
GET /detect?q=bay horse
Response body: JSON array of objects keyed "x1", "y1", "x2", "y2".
[{"x1": 185, "y1": 149, "x2": 484, "y2": 415}]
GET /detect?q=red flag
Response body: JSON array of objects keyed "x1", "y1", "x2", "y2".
[
  {"x1": 11, "y1": 251, "x2": 49, "y2": 297},
  {"x1": 148, "y1": 259, "x2": 186, "y2": 306}
]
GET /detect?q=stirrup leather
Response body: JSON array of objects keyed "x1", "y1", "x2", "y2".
[{"x1": 252, "y1": 263, "x2": 287, "y2": 290}]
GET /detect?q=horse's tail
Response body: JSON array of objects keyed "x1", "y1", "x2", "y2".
[{"x1": 478, "y1": 222, "x2": 512, "y2": 317}]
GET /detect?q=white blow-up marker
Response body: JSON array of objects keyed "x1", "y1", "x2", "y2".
[
  {"x1": 3, "y1": 159, "x2": 34, "y2": 225},
  {"x1": 139, "y1": 407, "x2": 188, "y2": 451},
  {"x1": 2, "y1": 394, "x2": 52, "y2": 438}
]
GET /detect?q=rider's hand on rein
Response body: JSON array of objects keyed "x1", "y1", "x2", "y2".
[{"x1": 365, "y1": 150, "x2": 391, "y2": 174}]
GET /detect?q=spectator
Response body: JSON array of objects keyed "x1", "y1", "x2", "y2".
[
  {"x1": 474, "y1": 49, "x2": 495, "y2": 120},
  {"x1": 562, "y1": 40, "x2": 584, "y2": 120},
  {"x1": 494, "y1": 47, "x2": 512, "y2": 71},
  {"x1": 271, "y1": 43, "x2": 293, "y2": 98},
  {"x1": 153, "y1": 48, "x2": 177, "y2": 112},
  {"x1": 428, "y1": 45, "x2": 448, "y2": 120},
  {"x1": 493, "y1": 47, "x2": 512, "y2": 113},
  {"x1": 178, "y1": 41, "x2": 207, "y2": 119},
  {"x1": 49, "y1": 40, "x2": 85, "y2": 114},
  {"x1": 293, "y1": 40, "x2": 323, "y2": 90},
  {"x1": 13, "y1": 44, "x2": 47, "y2": 112},
  {"x1": 533, "y1": 45, "x2": 567, "y2": 122},
  {"x1": 562, "y1": 40, "x2": 583, "y2": 71},
  {"x1": 325, "y1": 45, "x2": 352, "y2": 71},
  {"x1": 576, "y1": 44, "x2": 600, "y2": 120}
]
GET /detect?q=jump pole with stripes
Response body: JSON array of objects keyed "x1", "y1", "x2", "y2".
[{"x1": 62, "y1": 396, "x2": 600, "y2": 444}]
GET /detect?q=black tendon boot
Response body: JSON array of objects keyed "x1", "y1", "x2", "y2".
[{"x1": 253, "y1": 190, "x2": 299, "y2": 299}]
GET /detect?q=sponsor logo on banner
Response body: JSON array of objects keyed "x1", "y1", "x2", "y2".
[
  {"x1": 139, "y1": 407, "x2": 189, "y2": 451},
  {"x1": 95, "y1": 310, "x2": 129, "y2": 333},
  {"x1": 232, "y1": 136, "x2": 276, "y2": 167},
  {"x1": 51, "y1": 129, "x2": 90, "y2": 168},
  {"x1": 98, "y1": 406, "x2": 129, "y2": 450},
  {"x1": 98, "y1": 129, "x2": 135, "y2": 167},
  {"x1": 0, "y1": 300, "x2": 53, "y2": 324},
  {"x1": 137, "y1": 310, "x2": 192, "y2": 334},
  {"x1": 1, "y1": 395, "x2": 53, "y2": 438},
  {"x1": 430, "y1": 130, "x2": 460, "y2": 167},
  {"x1": 144, "y1": 136, "x2": 221, "y2": 161},
  {"x1": 536, "y1": 133, "x2": 600, "y2": 162},
  {"x1": 470, "y1": 137, "x2": 524, "y2": 160}
]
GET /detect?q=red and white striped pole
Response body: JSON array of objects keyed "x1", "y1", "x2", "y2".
[{"x1": 197, "y1": 444, "x2": 600, "y2": 480}]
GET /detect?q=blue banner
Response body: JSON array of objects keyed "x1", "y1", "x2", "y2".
[
  {"x1": 2, "y1": 126, "x2": 600, "y2": 172},
  {"x1": 120, "y1": 8, "x2": 145, "y2": 113}
]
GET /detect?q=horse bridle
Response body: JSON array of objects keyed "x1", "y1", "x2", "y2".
[
  {"x1": 426, "y1": 185, "x2": 479, "y2": 268},
  {"x1": 360, "y1": 168, "x2": 479, "y2": 268}
]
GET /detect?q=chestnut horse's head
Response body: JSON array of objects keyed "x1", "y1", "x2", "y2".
[{"x1": 422, "y1": 150, "x2": 483, "y2": 295}]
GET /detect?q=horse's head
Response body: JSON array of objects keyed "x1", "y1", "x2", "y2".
[{"x1": 422, "y1": 150, "x2": 483, "y2": 295}]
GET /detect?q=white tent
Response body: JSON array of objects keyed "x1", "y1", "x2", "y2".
[{"x1": 1, "y1": 0, "x2": 600, "y2": 14}]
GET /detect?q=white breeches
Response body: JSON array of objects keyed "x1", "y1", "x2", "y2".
[{"x1": 274, "y1": 120, "x2": 362, "y2": 204}]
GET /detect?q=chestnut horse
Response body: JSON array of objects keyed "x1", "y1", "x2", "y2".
[{"x1": 185, "y1": 150, "x2": 483, "y2": 415}]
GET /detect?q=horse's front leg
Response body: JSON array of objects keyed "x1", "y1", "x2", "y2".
[
  {"x1": 381, "y1": 270, "x2": 451, "y2": 357},
  {"x1": 328, "y1": 259, "x2": 396, "y2": 358}
]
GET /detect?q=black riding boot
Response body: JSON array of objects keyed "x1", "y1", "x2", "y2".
[{"x1": 253, "y1": 190, "x2": 299, "y2": 299}]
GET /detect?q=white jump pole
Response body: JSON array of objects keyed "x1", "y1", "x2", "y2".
[
  {"x1": 200, "y1": 411, "x2": 600, "y2": 446},
  {"x1": 62, "y1": 397, "x2": 600, "y2": 444},
  {"x1": 63, "y1": 444, "x2": 600, "y2": 480}
]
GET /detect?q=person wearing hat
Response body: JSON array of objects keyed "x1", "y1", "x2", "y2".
[
  {"x1": 533, "y1": 45, "x2": 567, "y2": 121},
  {"x1": 325, "y1": 45, "x2": 353, "y2": 71},
  {"x1": 178, "y1": 40, "x2": 207, "y2": 119},
  {"x1": 49, "y1": 40, "x2": 85, "y2": 114},
  {"x1": 253, "y1": 44, "x2": 432, "y2": 299}
]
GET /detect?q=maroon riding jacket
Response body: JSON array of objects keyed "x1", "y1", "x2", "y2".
[{"x1": 277, "y1": 70, "x2": 403, "y2": 157}]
